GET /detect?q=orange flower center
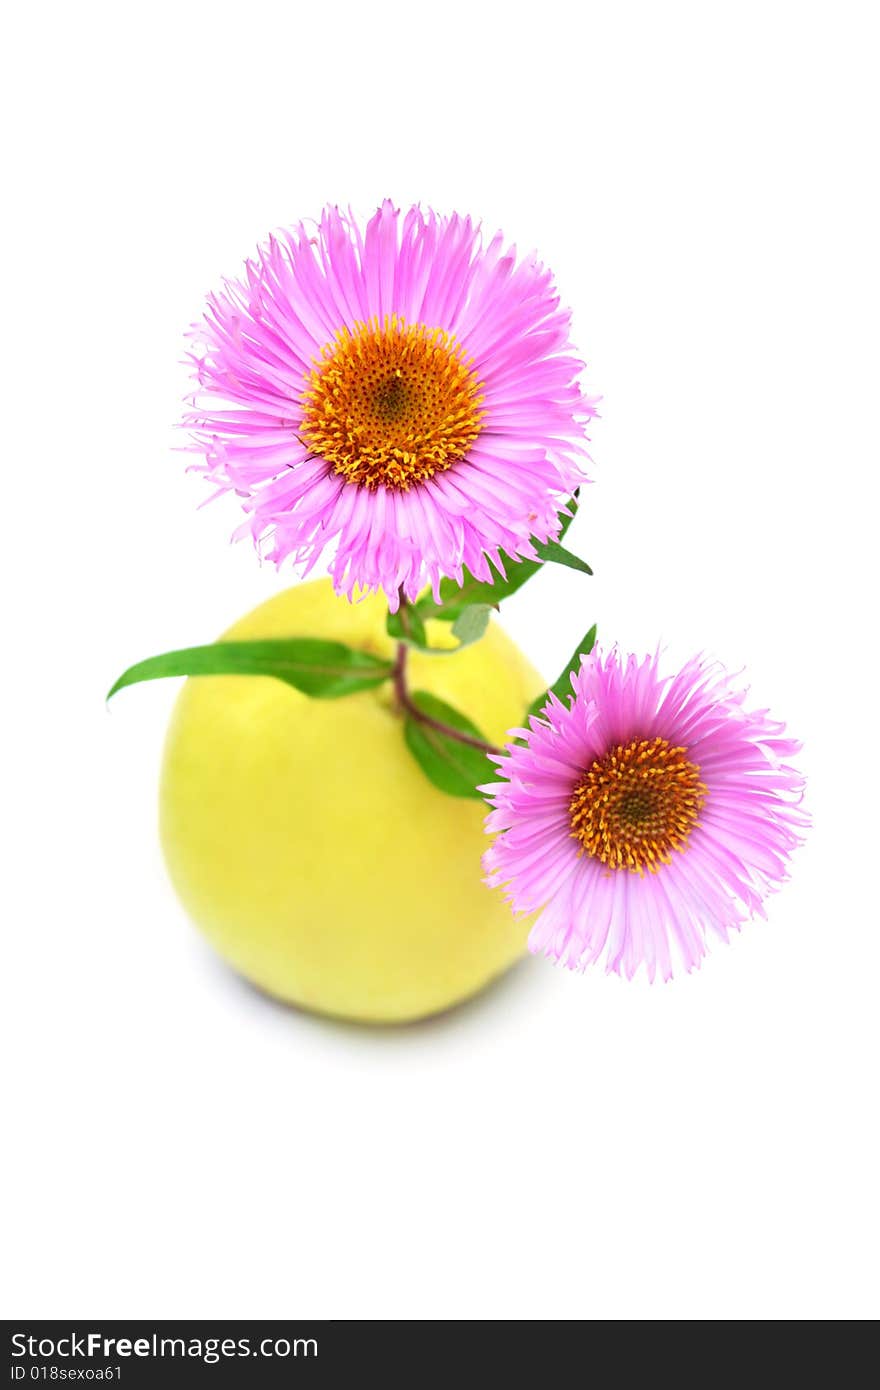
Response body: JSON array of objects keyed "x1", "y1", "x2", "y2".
[
  {"x1": 300, "y1": 316, "x2": 484, "y2": 490},
  {"x1": 569, "y1": 736, "x2": 706, "y2": 873}
]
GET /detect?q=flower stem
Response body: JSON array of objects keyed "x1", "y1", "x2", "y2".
[
  {"x1": 391, "y1": 639, "x2": 409, "y2": 714},
  {"x1": 391, "y1": 623, "x2": 501, "y2": 758}
]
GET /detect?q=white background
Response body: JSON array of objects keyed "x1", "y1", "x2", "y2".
[{"x1": 3, "y1": 0, "x2": 878, "y2": 1321}]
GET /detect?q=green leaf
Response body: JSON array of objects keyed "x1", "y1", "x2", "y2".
[
  {"x1": 525, "y1": 624, "x2": 598, "y2": 723},
  {"x1": 403, "y1": 691, "x2": 494, "y2": 800},
  {"x1": 386, "y1": 604, "x2": 429, "y2": 649},
  {"x1": 450, "y1": 604, "x2": 492, "y2": 649},
  {"x1": 418, "y1": 492, "x2": 589, "y2": 621},
  {"x1": 531, "y1": 539, "x2": 593, "y2": 575},
  {"x1": 107, "y1": 639, "x2": 394, "y2": 701},
  {"x1": 424, "y1": 564, "x2": 527, "y2": 621},
  {"x1": 387, "y1": 600, "x2": 491, "y2": 654}
]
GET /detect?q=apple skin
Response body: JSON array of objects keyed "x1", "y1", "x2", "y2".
[{"x1": 159, "y1": 579, "x2": 544, "y2": 1023}]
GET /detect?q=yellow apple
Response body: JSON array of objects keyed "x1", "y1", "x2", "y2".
[{"x1": 159, "y1": 579, "x2": 543, "y2": 1023}]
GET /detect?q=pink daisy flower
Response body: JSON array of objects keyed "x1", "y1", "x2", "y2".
[
  {"x1": 483, "y1": 648, "x2": 807, "y2": 981},
  {"x1": 185, "y1": 200, "x2": 595, "y2": 609}
]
